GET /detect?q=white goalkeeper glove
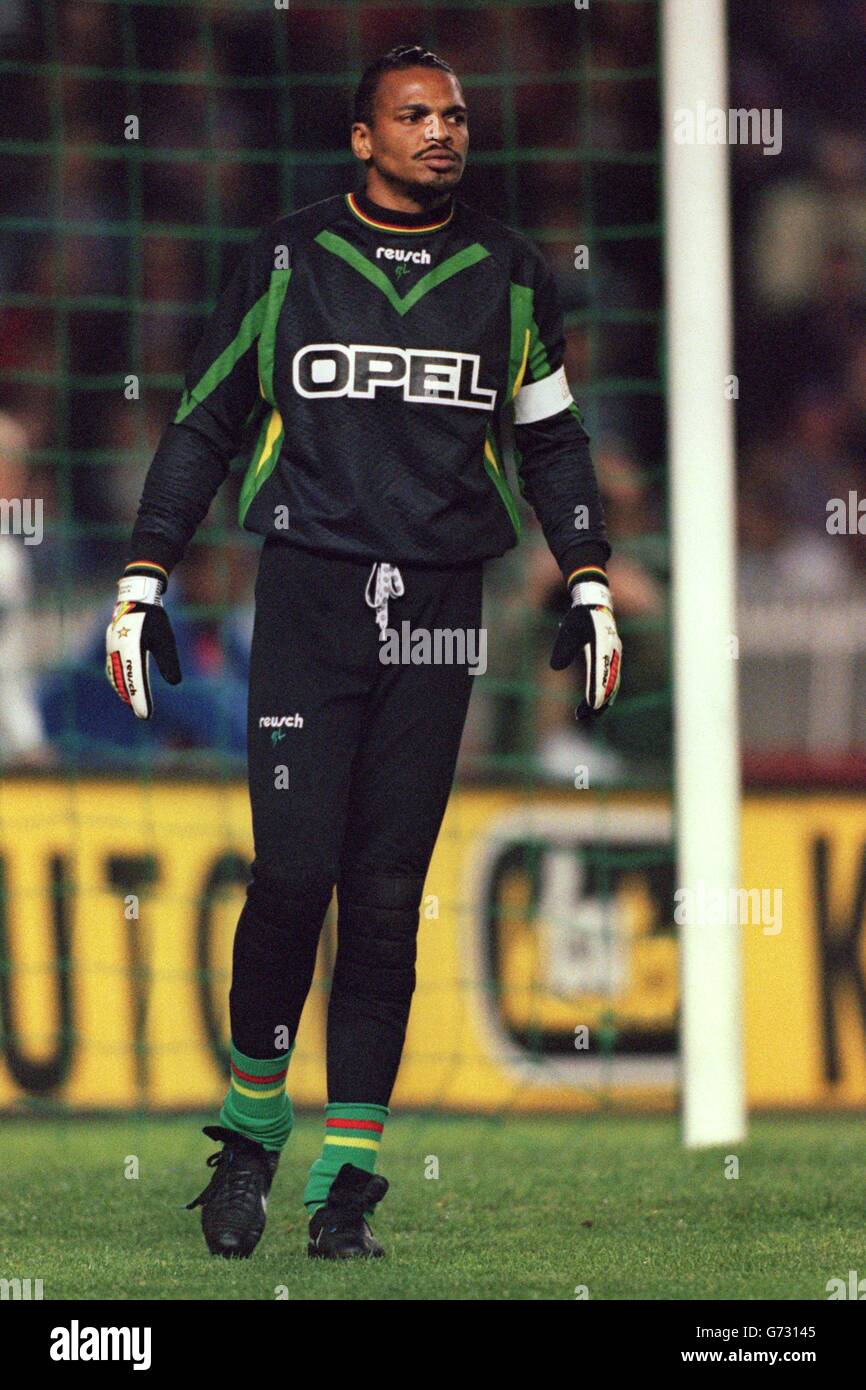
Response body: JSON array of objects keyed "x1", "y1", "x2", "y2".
[
  {"x1": 105, "y1": 572, "x2": 181, "y2": 719},
  {"x1": 550, "y1": 571, "x2": 622, "y2": 719}
]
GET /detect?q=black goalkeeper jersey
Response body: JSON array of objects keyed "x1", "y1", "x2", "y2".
[{"x1": 128, "y1": 187, "x2": 610, "y2": 584}]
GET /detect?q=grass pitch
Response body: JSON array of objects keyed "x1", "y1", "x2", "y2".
[{"x1": 0, "y1": 1113, "x2": 863, "y2": 1300}]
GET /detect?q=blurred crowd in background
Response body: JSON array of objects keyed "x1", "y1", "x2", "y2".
[{"x1": 0, "y1": 0, "x2": 863, "y2": 777}]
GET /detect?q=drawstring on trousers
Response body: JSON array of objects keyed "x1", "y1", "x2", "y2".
[{"x1": 365, "y1": 562, "x2": 405, "y2": 640}]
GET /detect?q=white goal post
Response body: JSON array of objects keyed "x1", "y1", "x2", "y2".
[{"x1": 662, "y1": 0, "x2": 747, "y2": 1146}]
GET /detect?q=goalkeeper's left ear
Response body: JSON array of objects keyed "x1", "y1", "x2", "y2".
[
  {"x1": 105, "y1": 562, "x2": 181, "y2": 720},
  {"x1": 550, "y1": 565, "x2": 622, "y2": 719}
]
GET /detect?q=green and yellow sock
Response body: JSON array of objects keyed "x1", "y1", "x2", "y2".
[
  {"x1": 303, "y1": 1102, "x2": 388, "y2": 1211},
  {"x1": 219, "y1": 1043, "x2": 294, "y2": 1152}
]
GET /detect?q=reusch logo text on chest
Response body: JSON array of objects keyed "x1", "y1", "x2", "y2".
[{"x1": 375, "y1": 245, "x2": 431, "y2": 265}]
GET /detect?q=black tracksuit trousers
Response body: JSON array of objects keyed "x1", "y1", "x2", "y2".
[{"x1": 229, "y1": 536, "x2": 483, "y2": 1106}]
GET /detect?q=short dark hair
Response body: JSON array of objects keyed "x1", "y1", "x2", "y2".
[{"x1": 353, "y1": 45, "x2": 457, "y2": 128}]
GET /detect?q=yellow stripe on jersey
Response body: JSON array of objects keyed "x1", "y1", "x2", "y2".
[
  {"x1": 511, "y1": 328, "x2": 531, "y2": 399},
  {"x1": 256, "y1": 408, "x2": 283, "y2": 476}
]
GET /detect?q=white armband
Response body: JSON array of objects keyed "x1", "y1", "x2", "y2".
[{"x1": 513, "y1": 365, "x2": 573, "y2": 425}]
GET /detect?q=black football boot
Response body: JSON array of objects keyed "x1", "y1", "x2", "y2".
[
  {"x1": 186, "y1": 1125, "x2": 280, "y2": 1259},
  {"x1": 307, "y1": 1163, "x2": 389, "y2": 1259}
]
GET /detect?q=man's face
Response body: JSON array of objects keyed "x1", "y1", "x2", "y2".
[{"x1": 351, "y1": 67, "x2": 468, "y2": 199}]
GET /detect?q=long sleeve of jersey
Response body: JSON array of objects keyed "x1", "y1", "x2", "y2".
[
  {"x1": 509, "y1": 245, "x2": 611, "y2": 585},
  {"x1": 127, "y1": 224, "x2": 280, "y2": 577}
]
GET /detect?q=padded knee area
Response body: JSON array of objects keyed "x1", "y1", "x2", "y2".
[
  {"x1": 230, "y1": 863, "x2": 334, "y2": 1056},
  {"x1": 337, "y1": 869, "x2": 425, "y2": 915},
  {"x1": 333, "y1": 871, "x2": 425, "y2": 993},
  {"x1": 245, "y1": 861, "x2": 334, "y2": 935}
]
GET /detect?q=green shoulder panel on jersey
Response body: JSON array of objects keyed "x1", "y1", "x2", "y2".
[
  {"x1": 507, "y1": 278, "x2": 543, "y2": 514},
  {"x1": 314, "y1": 229, "x2": 490, "y2": 316},
  {"x1": 508, "y1": 282, "x2": 533, "y2": 400},
  {"x1": 507, "y1": 280, "x2": 554, "y2": 389},
  {"x1": 173, "y1": 267, "x2": 291, "y2": 425},
  {"x1": 236, "y1": 267, "x2": 292, "y2": 523},
  {"x1": 174, "y1": 291, "x2": 265, "y2": 425},
  {"x1": 257, "y1": 268, "x2": 292, "y2": 405}
]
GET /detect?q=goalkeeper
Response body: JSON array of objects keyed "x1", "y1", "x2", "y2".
[{"x1": 106, "y1": 44, "x2": 621, "y2": 1261}]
